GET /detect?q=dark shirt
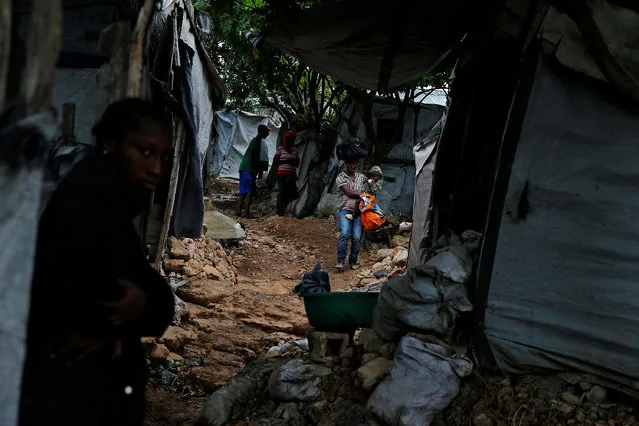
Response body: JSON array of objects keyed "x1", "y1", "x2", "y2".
[{"x1": 20, "y1": 150, "x2": 174, "y2": 426}]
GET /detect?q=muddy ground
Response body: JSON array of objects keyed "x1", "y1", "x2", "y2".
[{"x1": 145, "y1": 182, "x2": 375, "y2": 425}]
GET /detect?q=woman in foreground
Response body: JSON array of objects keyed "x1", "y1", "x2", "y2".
[{"x1": 19, "y1": 98, "x2": 175, "y2": 426}]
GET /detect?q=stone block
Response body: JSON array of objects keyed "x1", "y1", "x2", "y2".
[{"x1": 307, "y1": 328, "x2": 350, "y2": 362}]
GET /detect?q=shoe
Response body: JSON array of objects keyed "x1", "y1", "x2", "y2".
[
  {"x1": 335, "y1": 263, "x2": 345, "y2": 271},
  {"x1": 350, "y1": 263, "x2": 360, "y2": 270}
]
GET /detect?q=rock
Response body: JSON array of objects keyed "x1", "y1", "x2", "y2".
[
  {"x1": 168, "y1": 236, "x2": 191, "y2": 260},
  {"x1": 358, "y1": 328, "x2": 383, "y2": 353},
  {"x1": 557, "y1": 402, "x2": 575, "y2": 415},
  {"x1": 203, "y1": 197, "x2": 214, "y2": 211},
  {"x1": 164, "y1": 258, "x2": 185, "y2": 274},
  {"x1": 392, "y1": 249, "x2": 408, "y2": 267},
  {"x1": 473, "y1": 413, "x2": 493, "y2": 426},
  {"x1": 184, "y1": 259, "x2": 203, "y2": 277},
  {"x1": 272, "y1": 402, "x2": 304, "y2": 424},
  {"x1": 202, "y1": 264, "x2": 225, "y2": 281},
  {"x1": 586, "y1": 386, "x2": 607, "y2": 403},
  {"x1": 161, "y1": 326, "x2": 198, "y2": 351},
  {"x1": 266, "y1": 346, "x2": 281, "y2": 357},
  {"x1": 168, "y1": 352, "x2": 184, "y2": 362},
  {"x1": 307, "y1": 401, "x2": 328, "y2": 424},
  {"x1": 150, "y1": 343, "x2": 169, "y2": 361},
  {"x1": 373, "y1": 269, "x2": 389, "y2": 279},
  {"x1": 391, "y1": 235, "x2": 409, "y2": 249},
  {"x1": 361, "y1": 353, "x2": 378, "y2": 364},
  {"x1": 308, "y1": 329, "x2": 350, "y2": 362},
  {"x1": 188, "y1": 365, "x2": 244, "y2": 392},
  {"x1": 580, "y1": 382, "x2": 593, "y2": 392},
  {"x1": 562, "y1": 391, "x2": 581, "y2": 405},
  {"x1": 176, "y1": 279, "x2": 235, "y2": 307},
  {"x1": 357, "y1": 357, "x2": 392, "y2": 390},
  {"x1": 268, "y1": 359, "x2": 332, "y2": 402},
  {"x1": 376, "y1": 248, "x2": 394, "y2": 260}
]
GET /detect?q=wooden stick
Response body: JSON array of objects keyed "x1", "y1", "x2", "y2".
[
  {"x1": 127, "y1": 0, "x2": 154, "y2": 97},
  {"x1": 20, "y1": 0, "x2": 62, "y2": 114},
  {"x1": 153, "y1": 120, "x2": 185, "y2": 270},
  {"x1": 0, "y1": 0, "x2": 11, "y2": 108}
]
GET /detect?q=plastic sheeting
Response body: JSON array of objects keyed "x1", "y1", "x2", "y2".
[
  {"x1": 211, "y1": 111, "x2": 281, "y2": 180},
  {"x1": 408, "y1": 115, "x2": 445, "y2": 267},
  {"x1": 263, "y1": 1, "x2": 469, "y2": 91},
  {"x1": 484, "y1": 56, "x2": 639, "y2": 387},
  {"x1": 316, "y1": 102, "x2": 444, "y2": 218},
  {"x1": 0, "y1": 107, "x2": 58, "y2": 426}
]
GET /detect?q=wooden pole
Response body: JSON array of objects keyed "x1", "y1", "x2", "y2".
[
  {"x1": 153, "y1": 121, "x2": 185, "y2": 270},
  {"x1": 127, "y1": 0, "x2": 154, "y2": 97},
  {"x1": 0, "y1": 0, "x2": 11, "y2": 108}
]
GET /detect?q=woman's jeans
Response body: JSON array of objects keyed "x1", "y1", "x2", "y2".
[{"x1": 338, "y1": 210, "x2": 362, "y2": 264}]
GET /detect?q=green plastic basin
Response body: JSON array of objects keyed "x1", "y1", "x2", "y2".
[{"x1": 301, "y1": 292, "x2": 379, "y2": 330}]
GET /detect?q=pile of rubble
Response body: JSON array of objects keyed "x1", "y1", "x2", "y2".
[
  {"x1": 351, "y1": 245, "x2": 408, "y2": 292},
  {"x1": 162, "y1": 236, "x2": 238, "y2": 284}
]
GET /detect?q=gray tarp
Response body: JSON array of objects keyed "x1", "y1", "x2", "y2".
[
  {"x1": 485, "y1": 56, "x2": 639, "y2": 387},
  {"x1": 0, "y1": 110, "x2": 57, "y2": 426},
  {"x1": 211, "y1": 111, "x2": 281, "y2": 180},
  {"x1": 263, "y1": 1, "x2": 469, "y2": 91},
  {"x1": 316, "y1": 101, "x2": 444, "y2": 218},
  {"x1": 407, "y1": 115, "x2": 445, "y2": 267}
]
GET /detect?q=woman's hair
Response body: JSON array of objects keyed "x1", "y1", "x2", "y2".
[{"x1": 92, "y1": 98, "x2": 170, "y2": 151}]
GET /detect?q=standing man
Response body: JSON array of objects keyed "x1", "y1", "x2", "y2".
[
  {"x1": 236, "y1": 124, "x2": 270, "y2": 218},
  {"x1": 335, "y1": 161, "x2": 367, "y2": 271}
]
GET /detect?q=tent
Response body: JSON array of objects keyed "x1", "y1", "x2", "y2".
[
  {"x1": 265, "y1": 0, "x2": 639, "y2": 393},
  {"x1": 209, "y1": 110, "x2": 281, "y2": 180},
  {"x1": 315, "y1": 97, "x2": 445, "y2": 218}
]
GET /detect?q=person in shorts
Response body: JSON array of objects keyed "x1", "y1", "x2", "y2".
[{"x1": 236, "y1": 124, "x2": 270, "y2": 218}]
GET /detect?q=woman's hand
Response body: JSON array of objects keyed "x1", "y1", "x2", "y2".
[
  {"x1": 104, "y1": 279, "x2": 147, "y2": 326},
  {"x1": 48, "y1": 332, "x2": 122, "y2": 366}
]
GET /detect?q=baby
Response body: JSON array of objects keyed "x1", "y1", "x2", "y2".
[
  {"x1": 363, "y1": 165, "x2": 383, "y2": 195},
  {"x1": 346, "y1": 166, "x2": 383, "y2": 220}
]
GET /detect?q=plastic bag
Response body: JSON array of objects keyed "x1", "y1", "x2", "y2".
[{"x1": 294, "y1": 264, "x2": 331, "y2": 294}]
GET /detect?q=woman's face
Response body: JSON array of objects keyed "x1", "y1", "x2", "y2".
[{"x1": 110, "y1": 120, "x2": 172, "y2": 195}]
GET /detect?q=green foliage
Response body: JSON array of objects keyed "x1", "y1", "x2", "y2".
[{"x1": 195, "y1": 0, "x2": 345, "y2": 131}]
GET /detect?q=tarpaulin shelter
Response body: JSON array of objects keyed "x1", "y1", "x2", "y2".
[
  {"x1": 265, "y1": 0, "x2": 639, "y2": 394},
  {"x1": 316, "y1": 97, "x2": 445, "y2": 218},
  {"x1": 209, "y1": 110, "x2": 281, "y2": 180},
  {"x1": 0, "y1": 0, "x2": 226, "y2": 422}
]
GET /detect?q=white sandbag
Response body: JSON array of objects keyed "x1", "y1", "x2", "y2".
[{"x1": 367, "y1": 336, "x2": 472, "y2": 426}]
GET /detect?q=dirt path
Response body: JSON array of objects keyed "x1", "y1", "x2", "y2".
[{"x1": 145, "y1": 213, "x2": 377, "y2": 425}]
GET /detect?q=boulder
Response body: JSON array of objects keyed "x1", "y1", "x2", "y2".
[
  {"x1": 150, "y1": 343, "x2": 170, "y2": 361},
  {"x1": 268, "y1": 359, "x2": 332, "y2": 402},
  {"x1": 392, "y1": 249, "x2": 408, "y2": 267},
  {"x1": 391, "y1": 235, "x2": 410, "y2": 249},
  {"x1": 376, "y1": 248, "x2": 394, "y2": 260},
  {"x1": 176, "y1": 279, "x2": 235, "y2": 307},
  {"x1": 164, "y1": 258, "x2": 185, "y2": 274},
  {"x1": 202, "y1": 265, "x2": 225, "y2": 281},
  {"x1": 358, "y1": 328, "x2": 383, "y2": 353},
  {"x1": 357, "y1": 357, "x2": 392, "y2": 390},
  {"x1": 187, "y1": 365, "x2": 240, "y2": 392},
  {"x1": 184, "y1": 259, "x2": 203, "y2": 277},
  {"x1": 161, "y1": 326, "x2": 198, "y2": 352},
  {"x1": 168, "y1": 236, "x2": 191, "y2": 260},
  {"x1": 586, "y1": 386, "x2": 607, "y2": 403}
]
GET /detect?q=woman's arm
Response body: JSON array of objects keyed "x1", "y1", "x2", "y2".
[{"x1": 339, "y1": 184, "x2": 362, "y2": 198}]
